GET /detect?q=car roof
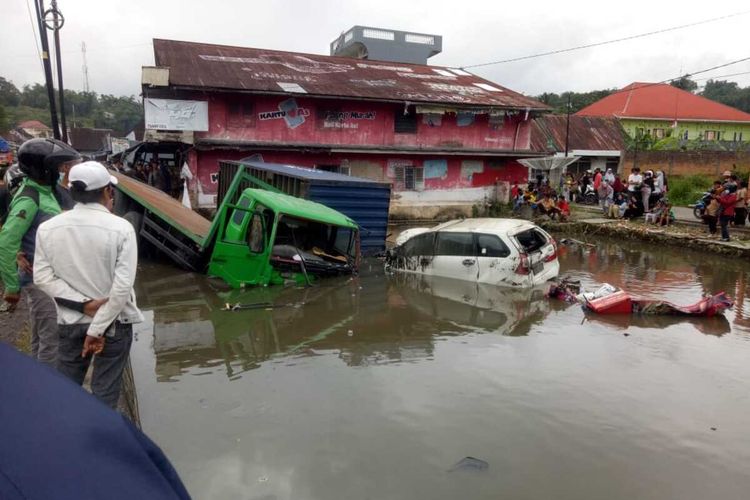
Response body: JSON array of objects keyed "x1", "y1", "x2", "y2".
[{"x1": 430, "y1": 218, "x2": 536, "y2": 234}]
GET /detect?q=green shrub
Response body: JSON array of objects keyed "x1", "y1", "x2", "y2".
[{"x1": 668, "y1": 174, "x2": 714, "y2": 206}]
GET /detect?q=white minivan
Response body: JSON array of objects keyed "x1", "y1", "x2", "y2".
[{"x1": 387, "y1": 218, "x2": 559, "y2": 288}]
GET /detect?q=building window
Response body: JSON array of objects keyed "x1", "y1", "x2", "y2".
[
  {"x1": 605, "y1": 158, "x2": 620, "y2": 171},
  {"x1": 705, "y1": 130, "x2": 717, "y2": 140},
  {"x1": 393, "y1": 165, "x2": 424, "y2": 191},
  {"x1": 635, "y1": 127, "x2": 645, "y2": 138},
  {"x1": 734, "y1": 132, "x2": 743, "y2": 142},
  {"x1": 316, "y1": 164, "x2": 350, "y2": 176},
  {"x1": 682, "y1": 130, "x2": 689, "y2": 140},
  {"x1": 227, "y1": 102, "x2": 255, "y2": 128},
  {"x1": 653, "y1": 128, "x2": 665, "y2": 139},
  {"x1": 394, "y1": 110, "x2": 418, "y2": 134}
]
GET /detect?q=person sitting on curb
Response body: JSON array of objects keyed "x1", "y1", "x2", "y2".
[
  {"x1": 537, "y1": 194, "x2": 561, "y2": 220},
  {"x1": 657, "y1": 198, "x2": 675, "y2": 227}
]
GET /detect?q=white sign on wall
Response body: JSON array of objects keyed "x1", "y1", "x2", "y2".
[{"x1": 144, "y1": 98, "x2": 208, "y2": 131}]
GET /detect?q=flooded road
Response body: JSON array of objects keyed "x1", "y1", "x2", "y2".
[{"x1": 131, "y1": 236, "x2": 750, "y2": 500}]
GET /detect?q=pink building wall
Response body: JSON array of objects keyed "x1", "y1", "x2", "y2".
[{"x1": 184, "y1": 92, "x2": 533, "y2": 197}]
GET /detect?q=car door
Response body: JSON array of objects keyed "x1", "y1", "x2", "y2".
[
  {"x1": 431, "y1": 231, "x2": 478, "y2": 281},
  {"x1": 474, "y1": 232, "x2": 517, "y2": 285}
]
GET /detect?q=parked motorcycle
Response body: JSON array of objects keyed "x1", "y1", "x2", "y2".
[
  {"x1": 689, "y1": 191, "x2": 712, "y2": 219},
  {"x1": 575, "y1": 184, "x2": 598, "y2": 205}
]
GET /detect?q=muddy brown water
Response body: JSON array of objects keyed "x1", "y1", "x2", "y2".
[{"x1": 131, "y1": 235, "x2": 750, "y2": 500}]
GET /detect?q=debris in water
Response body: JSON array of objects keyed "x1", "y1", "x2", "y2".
[
  {"x1": 623, "y1": 333, "x2": 630, "y2": 337},
  {"x1": 347, "y1": 330, "x2": 354, "y2": 337},
  {"x1": 711, "y1": 427, "x2": 717, "y2": 431},
  {"x1": 258, "y1": 476, "x2": 268, "y2": 483},
  {"x1": 448, "y1": 456, "x2": 489, "y2": 472}
]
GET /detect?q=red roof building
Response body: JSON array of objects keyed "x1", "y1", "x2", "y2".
[
  {"x1": 577, "y1": 83, "x2": 750, "y2": 142},
  {"x1": 142, "y1": 39, "x2": 549, "y2": 215}
]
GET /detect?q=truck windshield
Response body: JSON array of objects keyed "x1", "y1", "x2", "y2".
[{"x1": 270, "y1": 216, "x2": 353, "y2": 267}]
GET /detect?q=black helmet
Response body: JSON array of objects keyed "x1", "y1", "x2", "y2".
[
  {"x1": 3, "y1": 164, "x2": 25, "y2": 197},
  {"x1": 17, "y1": 138, "x2": 81, "y2": 185}
]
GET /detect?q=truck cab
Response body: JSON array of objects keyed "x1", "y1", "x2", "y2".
[{"x1": 208, "y1": 188, "x2": 359, "y2": 288}]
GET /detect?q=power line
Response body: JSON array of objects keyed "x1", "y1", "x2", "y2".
[
  {"x1": 24, "y1": 0, "x2": 43, "y2": 71},
  {"x1": 693, "y1": 70, "x2": 750, "y2": 82},
  {"x1": 463, "y1": 10, "x2": 750, "y2": 69}
]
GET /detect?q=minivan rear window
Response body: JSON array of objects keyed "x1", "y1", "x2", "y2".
[
  {"x1": 514, "y1": 229, "x2": 548, "y2": 253},
  {"x1": 436, "y1": 232, "x2": 474, "y2": 256},
  {"x1": 476, "y1": 234, "x2": 510, "y2": 258}
]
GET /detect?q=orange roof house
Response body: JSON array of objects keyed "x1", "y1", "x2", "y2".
[{"x1": 577, "y1": 83, "x2": 750, "y2": 142}]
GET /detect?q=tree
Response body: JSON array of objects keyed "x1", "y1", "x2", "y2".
[
  {"x1": 0, "y1": 103, "x2": 10, "y2": 133},
  {"x1": 21, "y1": 83, "x2": 50, "y2": 109},
  {"x1": 670, "y1": 76, "x2": 698, "y2": 93},
  {"x1": 0, "y1": 77, "x2": 21, "y2": 107},
  {"x1": 701, "y1": 79, "x2": 750, "y2": 113}
]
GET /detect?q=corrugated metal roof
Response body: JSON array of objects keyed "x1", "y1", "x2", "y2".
[
  {"x1": 152, "y1": 39, "x2": 549, "y2": 110},
  {"x1": 577, "y1": 82, "x2": 750, "y2": 122},
  {"x1": 236, "y1": 160, "x2": 386, "y2": 185},
  {"x1": 530, "y1": 115, "x2": 625, "y2": 153}
]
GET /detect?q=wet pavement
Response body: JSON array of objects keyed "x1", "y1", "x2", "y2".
[{"x1": 131, "y1": 236, "x2": 750, "y2": 500}]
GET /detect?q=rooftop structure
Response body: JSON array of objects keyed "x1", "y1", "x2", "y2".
[{"x1": 330, "y1": 26, "x2": 442, "y2": 65}]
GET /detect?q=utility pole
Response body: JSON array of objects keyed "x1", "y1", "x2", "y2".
[
  {"x1": 564, "y1": 94, "x2": 571, "y2": 157},
  {"x1": 33, "y1": 0, "x2": 60, "y2": 140},
  {"x1": 45, "y1": 0, "x2": 68, "y2": 142}
]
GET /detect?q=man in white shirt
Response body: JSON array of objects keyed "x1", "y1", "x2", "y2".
[
  {"x1": 627, "y1": 167, "x2": 643, "y2": 194},
  {"x1": 34, "y1": 161, "x2": 143, "y2": 408}
]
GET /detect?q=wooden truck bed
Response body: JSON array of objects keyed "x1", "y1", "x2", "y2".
[{"x1": 112, "y1": 172, "x2": 211, "y2": 245}]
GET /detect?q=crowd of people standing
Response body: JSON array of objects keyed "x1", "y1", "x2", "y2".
[{"x1": 511, "y1": 166, "x2": 673, "y2": 225}]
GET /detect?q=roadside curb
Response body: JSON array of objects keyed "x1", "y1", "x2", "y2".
[{"x1": 540, "y1": 218, "x2": 750, "y2": 257}]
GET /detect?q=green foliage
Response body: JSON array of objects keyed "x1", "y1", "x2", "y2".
[
  {"x1": 0, "y1": 103, "x2": 9, "y2": 133},
  {"x1": 0, "y1": 77, "x2": 21, "y2": 107},
  {"x1": 701, "y1": 80, "x2": 750, "y2": 114},
  {"x1": 667, "y1": 174, "x2": 714, "y2": 206},
  {"x1": 0, "y1": 76, "x2": 142, "y2": 136},
  {"x1": 535, "y1": 89, "x2": 618, "y2": 114},
  {"x1": 670, "y1": 76, "x2": 698, "y2": 93}
]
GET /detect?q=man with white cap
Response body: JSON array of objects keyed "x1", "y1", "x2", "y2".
[{"x1": 33, "y1": 161, "x2": 143, "y2": 409}]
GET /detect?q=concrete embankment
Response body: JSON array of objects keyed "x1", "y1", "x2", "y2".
[{"x1": 540, "y1": 218, "x2": 750, "y2": 257}]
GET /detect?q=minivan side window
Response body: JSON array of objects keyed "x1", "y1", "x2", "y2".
[
  {"x1": 403, "y1": 233, "x2": 434, "y2": 257},
  {"x1": 476, "y1": 233, "x2": 510, "y2": 257},
  {"x1": 515, "y1": 229, "x2": 548, "y2": 253},
  {"x1": 435, "y1": 232, "x2": 474, "y2": 256}
]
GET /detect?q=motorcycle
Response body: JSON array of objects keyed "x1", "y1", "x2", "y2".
[
  {"x1": 689, "y1": 191, "x2": 712, "y2": 219},
  {"x1": 575, "y1": 184, "x2": 598, "y2": 205}
]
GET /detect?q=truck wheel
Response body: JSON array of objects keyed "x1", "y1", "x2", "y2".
[{"x1": 123, "y1": 211, "x2": 143, "y2": 251}]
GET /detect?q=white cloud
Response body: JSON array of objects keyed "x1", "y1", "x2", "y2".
[{"x1": 4, "y1": 0, "x2": 750, "y2": 98}]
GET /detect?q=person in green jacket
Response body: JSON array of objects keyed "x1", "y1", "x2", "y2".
[{"x1": 0, "y1": 138, "x2": 81, "y2": 365}]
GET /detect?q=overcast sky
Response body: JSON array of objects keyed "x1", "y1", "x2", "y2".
[{"x1": 4, "y1": 0, "x2": 750, "y2": 98}]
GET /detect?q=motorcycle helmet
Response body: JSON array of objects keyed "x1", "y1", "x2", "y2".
[
  {"x1": 3, "y1": 163, "x2": 25, "y2": 197},
  {"x1": 17, "y1": 138, "x2": 81, "y2": 185}
]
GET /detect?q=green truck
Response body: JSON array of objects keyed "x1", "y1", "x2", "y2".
[{"x1": 112, "y1": 164, "x2": 359, "y2": 288}]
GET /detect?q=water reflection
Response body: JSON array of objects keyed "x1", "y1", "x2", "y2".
[
  {"x1": 136, "y1": 266, "x2": 560, "y2": 381},
  {"x1": 133, "y1": 235, "x2": 750, "y2": 500}
]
